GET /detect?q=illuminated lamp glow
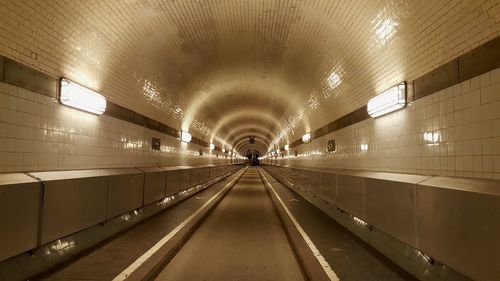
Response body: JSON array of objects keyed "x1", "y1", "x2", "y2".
[
  {"x1": 59, "y1": 78, "x2": 106, "y2": 115},
  {"x1": 284, "y1": 144, "x2": 289, "y2": 151},
  {"x1": 302, "y1": 133, "x2": 311, "y2": 143},
  {"x1": 423, "y1": 131, "x2": 440, "y2": 143},
  {"x1": 180, "y1": 131, "x2": 192, "y2": 143},
  {"x1": 367, "y1": 82, "x2": 406, "y2": 117},
  {"x1": 209, "y1": 143, "x2": 215, "y2": 150},
  {"x1": 222, "y1": 148, "x2": 226, "y2": 153}
]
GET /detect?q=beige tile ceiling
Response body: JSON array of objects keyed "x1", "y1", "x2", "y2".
[{"x1": 0, "y1": 0, "x2": 499, "y2": 155}]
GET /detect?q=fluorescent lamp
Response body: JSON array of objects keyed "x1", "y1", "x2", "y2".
[
  {"x1": 284, "y1": 144, "x2": 289, "y2": 151},
  {"x1": 209, "y1": 143, "x2": 215, "y2": 150},
  {"x1": 59, "y1": 79, "x2": 106, "y2": 114},
  {"x1": 180, "y1": 131, "x2": 192, "y2": 142},
  {"x1": 367, "y1": 82, "x2": 406, "y2": 117},
  {"x1": 302, "y1": 133, "x2": 311, "y2": 143},
  {"x1": 423, "y1": 131, "x2": 440, "y2": 143}
]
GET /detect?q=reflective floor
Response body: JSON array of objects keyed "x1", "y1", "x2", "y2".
[{"x1": 154, "y1": 168, "x2": 304, "y2": 281}]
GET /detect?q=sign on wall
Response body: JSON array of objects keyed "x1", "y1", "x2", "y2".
[
  {"x1": 327, "y1": 139, "x2": 336, "y2": 152},
  {"x1": 152, "y1": 137, "x2": 161, "y2": 151}
]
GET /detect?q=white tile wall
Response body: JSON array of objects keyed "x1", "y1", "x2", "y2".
[
  {"x1": 0, "y1": 82, "x2": 234, "y2": 173},
  {"x1": 270, "y1": 67, "x2": 500, "y2": 180}
]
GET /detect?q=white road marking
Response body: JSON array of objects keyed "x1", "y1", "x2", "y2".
[
  {"x1": 259, "y1": 168, "x2": 340, "y2": 281},
  {"x1": 112, "y1": 168, "x2": 247, "y2": 281}
]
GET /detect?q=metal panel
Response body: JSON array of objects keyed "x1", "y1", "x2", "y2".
[
  {"x1": 166, "y1": 170, "x2": 180, "y2": 196},
  {"x1": 320, "y1": 172, "x2": 337, "y2": 204},
  {"x1": 40, "y1": 176, "x2": 108, "y2": 244},
  {"x1": 143, "y1": 171, "x2": 166, "y2": 205},
  {"x1": 294, "y1": 169, "x2": 310, "y2": 192},
  {"x1": 413, "y1": 59, "x2": 459, "y2": 100},
  {"x1": 416, "y1": 177, "x2": 500, "y2": 281},
  {"x1": 336, "y1": 174, "x2": 364, "y2": 219},
  {"x1": 308, "y1": 170, "x2": 321, "y2": 196},
  {"x1": 0, "y1": 174, "x2": 41, "y2": 262},
  {"x1": 180, "y1": 169, "x2": 191, "y2": 190},
  {"x1": 107, "y1": 173, "x2": 144, "y2": 219},
  {"x1": 104, "y1": 101, "x2": 134, "y2": 123},
  {"x1": 364, "y1": 178, "x2": 416, "y2": 246},
  {"x1": 190, "y1": 168, "x2": 199, "y2": 186},
  {"x1": 3, "y1": 58, "x2": 57, "y2": 98},
  {"x1": 209, "y1": 167, "x2": 216, "y2": 179},
  {"x1": 459, "y1": 36, "x2": 500, "y2": 82},
  {"x1": 198, "y1": 167, "x2": 209, "y2": 183}
]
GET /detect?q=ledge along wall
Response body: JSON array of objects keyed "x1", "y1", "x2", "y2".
[
  {"x1": 0, "y1": 164, "x2": 242, "y2": 280},
  {"x1": 263, "y1": 165, "x2": 500, "y2": 281}
]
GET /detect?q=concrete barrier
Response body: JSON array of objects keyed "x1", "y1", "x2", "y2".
[
  {"x1": 0, "y1": 173, "x2": 41, "y2": 262},
  {"x1": 263, "y1": 164, "x2": 500, "y2": 281}
]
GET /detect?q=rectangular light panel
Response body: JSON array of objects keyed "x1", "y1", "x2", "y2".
[
  {"x1": 302, "y1": 133, "x2": 311, "y2": 143},
  {"x1": 180, "y1": 131, "x2": 192, "y2": 142},
  {"x1": 59, "y1": 79, "x2": 106, "y2": 115},
  {"x1": 367, "y1": 82, "x2": 406, "y2": 117}
]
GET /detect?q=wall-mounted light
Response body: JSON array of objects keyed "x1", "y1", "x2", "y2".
[
  {"x1": 284, "y1": 144, "x2": 289, "y2": 151},
  {"x1": 180, "y1": 131, "x2": 192, "y2": 143},
  {"x1": 367, "y1": 82, "x2": 406, "y2": 117},
  {"x1": 209, "y1": 143, "x2": 215, "y2": 150},
  {"x1": 423, "y1": 131, "x2": 440, "y2": 143},
  {"x1": 59, "y1": 78, "x2": 106, "y2": 115},
  {"x1": 222, "y1": 148, "x2": 226, "y2": 153},
  {"x1": 360, "y1": 143, "x2": 369, "y2": 151},
  {"x1": 302, "y1": 133, "x2": 311, "y2": 143}
]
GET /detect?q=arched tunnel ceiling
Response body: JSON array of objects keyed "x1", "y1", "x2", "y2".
[{"x1": 0, "y1": 1, "x2": 498, "y2": 152}]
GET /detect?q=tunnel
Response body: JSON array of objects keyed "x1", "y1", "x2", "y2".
[{"x1": 0, "y1": 1, "x2": 500, "y2": 280}]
